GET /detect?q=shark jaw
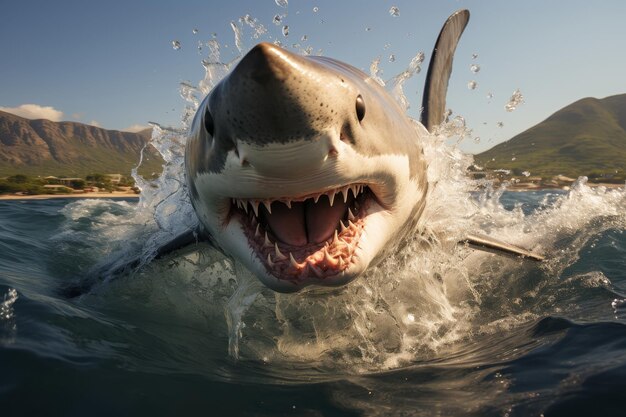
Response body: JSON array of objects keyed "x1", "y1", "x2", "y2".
[
  {"x1": 189, "y1": 138, "x2": 426, "y2": 293},
  {"x1": 220, "y1": 182, "x2": 390, "y2": 292}
]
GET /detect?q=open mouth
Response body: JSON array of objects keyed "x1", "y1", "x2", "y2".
[{"x1": 230, "y1": 185, "x2": 374, "y2": 282}]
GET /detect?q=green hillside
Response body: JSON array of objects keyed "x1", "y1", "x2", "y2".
[{"x1": 475, "y1": 94, "x2": 626, "y2": 178}]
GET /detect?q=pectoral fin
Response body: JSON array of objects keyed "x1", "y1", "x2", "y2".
[{"x1": 461, "y1": 233, "x2": 545, "y2": 261}]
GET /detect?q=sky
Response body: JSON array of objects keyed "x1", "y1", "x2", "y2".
[{"x1": 2, "y1": 0, "x2": 626, "y2": 154}]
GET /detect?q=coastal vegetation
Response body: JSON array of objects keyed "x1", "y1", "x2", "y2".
[{"x1": 0, "y1": 173, "x2": 139, "y2": 196}]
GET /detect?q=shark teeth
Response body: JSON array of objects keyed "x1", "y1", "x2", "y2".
[
  {"x1": 233, "y1": 184, "x2": 369, "y2": 279},
  {"x1": 231, "y1": 183, "x2": 368, "y2": 216}
]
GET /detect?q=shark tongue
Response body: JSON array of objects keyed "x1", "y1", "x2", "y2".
[
  {"x1": 261, "y1": 195, "x2": 351, "y2": 246},
  {"x1": 263, "y1": 202, "x2": 307, "y2": 246},
  {"x1": 305, "y1": 195, "x2": 349, "y2": 243}
]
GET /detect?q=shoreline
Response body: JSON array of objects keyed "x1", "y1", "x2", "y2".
[
  {"x1": 503, "y1": 182, "x2": 624, "y2": 192},
  {"x1": 0, "y1": 191, "x2": 140, "y2": 201},
  {"x1": 1, "y1": 183, "x2": 623, "y2": 201}
]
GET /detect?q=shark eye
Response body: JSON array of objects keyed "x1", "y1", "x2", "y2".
[
  {"x1": 355, "y1": 95, "x2": 366, "y2": 122},
  {"x1": 204, "y1": 109, "x2": 215, "y2": 136}
]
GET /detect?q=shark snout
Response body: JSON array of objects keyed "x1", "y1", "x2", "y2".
[{"x1": 237, "y1": 136, "x2": 338, "y2": 178}]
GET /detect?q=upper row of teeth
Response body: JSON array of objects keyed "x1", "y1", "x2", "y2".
[{"x1": 232, "y1": 184, "x2": 365, "y2": 215}]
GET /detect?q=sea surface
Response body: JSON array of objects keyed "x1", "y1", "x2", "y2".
[{"x1": 1, "y1": 187, "x2": 626, "y2": 416}]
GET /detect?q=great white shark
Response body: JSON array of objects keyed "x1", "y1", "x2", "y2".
[
  {"x1": 78, "y1": 10, "x2": 542, "y2": 297},
  {"x1": 178, "y1": 9, "x2": 542, "y2": 293}
]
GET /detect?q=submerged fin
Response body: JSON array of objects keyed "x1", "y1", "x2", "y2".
[
  {"x1": 421, "y1": 9, "x2": 470, "y2": 131},
  {"x1": 462, "y1": 233, "x2": 545, "y2": 262},
  {"x1": 62, "y1": 228, "x2": 209, "y2": 298}
]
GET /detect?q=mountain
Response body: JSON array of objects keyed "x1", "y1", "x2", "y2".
[
  {"x1": 0, "y1": 110, "x2": 163, "y2": 177},
  {"x1": 475, "y1": 94, "x2": 626, "y2": 178}
]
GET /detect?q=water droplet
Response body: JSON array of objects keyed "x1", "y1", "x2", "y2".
[
  {"x1": 212, "y1": 33, "x2": 217, "y2": 38},
  {"x1": 522, "y1": 171, "x2": 531, "y2": 177},
  {"x1": 389, "y1": 54, "x2": 396, "y2": 62},
  {"x1": 275, "y1": 0, "x2": 288, "y2": 8},
  {"x1": 497, "y1": 121, "x2": 504, "y2": 128},
  {"x1": 474, "y1": 137, "x2": 481, "y2": 143},
  {"x1": 511, "y1": 157, "x2": 517, "y2": 161},
  {"x1": 301, "y1": 34, "x2": 308, "y2": 41},
  {"x1": 384, "y1": 43, "x2": 391, "y2": 50},
  {"x1": 192, "y1": 28, "x2": 199, "y2": 35},
  {"x1": 171, "y1": 40, "x2": 181, "y2": 50},
  {"x1": 505, "y1": 89, "x2": 524, "y2": 112},
  {"x1": 472, "y1": 53, "x2": 479, "y2": 59},
  {"x1": 313, "y1": 6, "x2": 319, "y2": 13},
  {"x1": 282, "y1": 25, "x2": 289, "y2": 37},
  {"x1": 486, "y1": 92, "x2": 494, "y2": 100},
  {"x1": 407, "y1": 313, "x2": 415, "y2": 322},
  {"x1": 467, "y1": 80, "x2": 478, "y2": 90},
  {"x1": 365, "y1": 27, "x2": 371, "y2": 32},
  {"x1": 273, "y1": 14, "x2": 283, "y2": 25},
  {"x1": 273, "y1": 39, "x2": 283, "y2": 47},
  {"x1": 470, "y1": 64, "x2": 480, "y2": 73},
  {"x1": 389, "y1": 6, "x2": 400, "y2": 17}
]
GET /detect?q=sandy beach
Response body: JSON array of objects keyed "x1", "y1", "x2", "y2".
[{"x1": 0, "y1": 191, "x2": 140, "y2": 200}]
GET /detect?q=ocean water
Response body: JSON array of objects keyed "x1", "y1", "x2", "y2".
[
  {"x1": 3, "y1": 12, "x2": 626, "y2": 417},
  {"x1": 1, "y1": 186, "x2": 626, "y2": 416}
]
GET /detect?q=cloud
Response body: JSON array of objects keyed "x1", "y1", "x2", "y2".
[
  {"x1": 122, "y1": 123, "x2": 151, "y2": 133},
  {"x1": 0, "y1": 104, "x2": 64, "y2": 121},
  {"x1": 88, "y1": 120, "x2": 102, "y2": 128}
]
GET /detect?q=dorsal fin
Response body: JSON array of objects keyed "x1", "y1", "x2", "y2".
[{"x1": 421, "y1": 9, "x2": 470, "y2": 131}]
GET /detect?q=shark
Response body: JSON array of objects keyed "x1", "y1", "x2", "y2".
[
  {"x1": 177, "y1": 9, "x2": 542, "y2": 293},
  {"x1": 71, "y1": 10, "x2": 541, "y2": 298}
]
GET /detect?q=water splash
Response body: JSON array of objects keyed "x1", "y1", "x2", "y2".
[
  {"x1": 171, "y1": 40, "x2": 181, "y2": 50},
  {"x1": 273, "y1": 14, "x2": 283, "y2": 25},
  {"x1": 388, "y1": 51, "x2": 424, "y2": 111},
  {"x1": 470, "y1": 64, "x2": 480, "y2": 73},
  {"x1": 468, "y1": 80, "x2": 478, "y2": 90},
  {"x1": 1, "y1": 288, "x2": 18, "y2": 344},
  {"x1": 369, "y1": 57, "x2": 385, "y2": 86},
  {"x1": 62, "y1": 13, "x2": 626, "y2": 374},
  {"x1": 505, "y1": 89, "x2": 524, "y2": 112},
  {"x1": 1, "y1": 288, "x2": 17, "y2": 321},
  {"x1": 389, "y1": 6, "x2": 400, "y2": 17}
]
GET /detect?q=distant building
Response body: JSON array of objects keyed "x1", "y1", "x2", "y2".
[
  {"x1": 106, "y1": 174, "x2": 123, "y2": 184},
  {"x1": 58, "y1": 178, "x2": 83, "y2": 186},
  {"x1": 43, "y1": 184, "x2": 73, "y2": 192}
]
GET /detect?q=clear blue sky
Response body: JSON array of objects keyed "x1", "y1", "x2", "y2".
[{"x1": 2, "y1": 0, "x2": 625, "y2": 153}]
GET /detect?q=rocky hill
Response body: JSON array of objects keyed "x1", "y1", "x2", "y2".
[
  {"x1": 475, "y1": 94, "x2": 626, "y2": 178},
  {"x1": 0, "y1": 110, "x2": 162, "y2": 177}
]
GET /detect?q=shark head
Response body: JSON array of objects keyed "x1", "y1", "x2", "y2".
[{"x1": 185, "y1": 42, "x2": 428, "y2": 292}]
